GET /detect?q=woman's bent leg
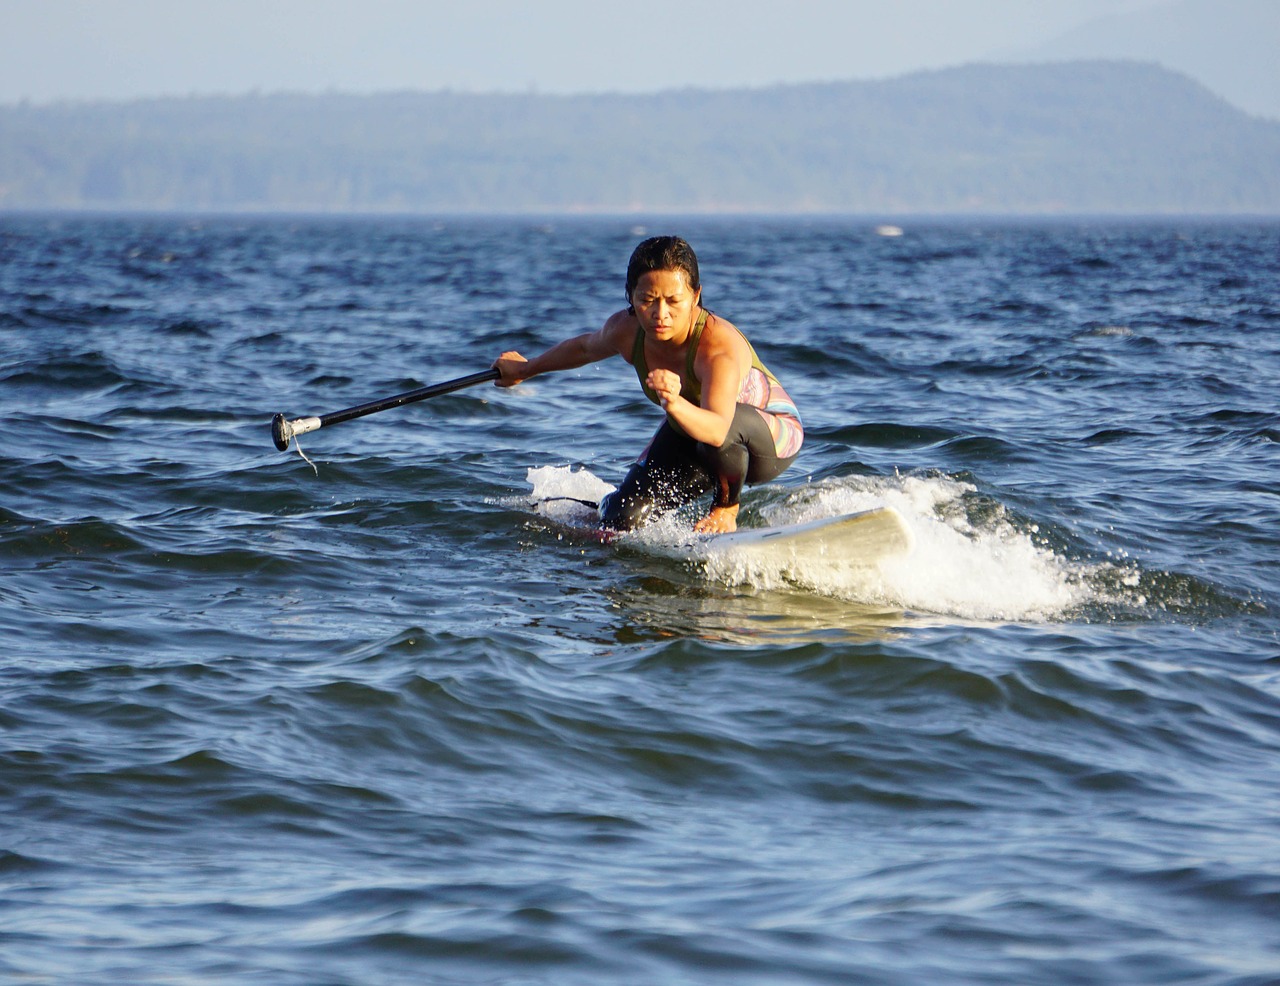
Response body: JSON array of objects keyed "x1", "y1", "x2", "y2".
[
  {"x1": 699, "y1": 405, "x2": 797, "y2": 509},
  {"x1": 598, "y1": 423, "x2": 713, "y2": 530}
]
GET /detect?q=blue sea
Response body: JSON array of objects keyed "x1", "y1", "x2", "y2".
[{"x1": 1, "y1": 213, "x2": 1277, "y2": 985}]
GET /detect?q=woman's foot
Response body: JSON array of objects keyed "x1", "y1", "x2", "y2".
[{"x1": 694, "y1": 504, "x2": 739, "y2": 534}]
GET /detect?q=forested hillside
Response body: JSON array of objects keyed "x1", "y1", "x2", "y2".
[{"x1": 3, "y1": 61, "x2": 1278, "y2": 214}]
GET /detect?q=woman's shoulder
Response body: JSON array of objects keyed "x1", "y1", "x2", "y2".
[
  {"x1": 701, "y1": 311, "x2": 750, "y2": 354},
  {"x1": 703, "y1": 309, "x2": 738, "y2": 332},
  {"x1": 600, "y1": 309, "x2": 641, "y2": 357}
]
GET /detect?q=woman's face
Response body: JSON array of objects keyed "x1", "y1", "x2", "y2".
[{"x1": 631, "y1": 269, "x2": 701, "y2": 342}]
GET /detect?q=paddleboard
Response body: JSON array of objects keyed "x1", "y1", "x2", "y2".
[
  {"x1": 530, "y1": 497, "x2": 913, "y2": 567},
  {"x1": 695, "y1": 506, "x2": 913, "y2": 567}
]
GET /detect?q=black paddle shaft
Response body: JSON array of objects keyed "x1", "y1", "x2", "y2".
[
  {"x1": 317, "y1": 367, "x2": 500, "y2": 427},
  {"x1": 272, "y1": 367, "x2": 500, "y2": 450}
]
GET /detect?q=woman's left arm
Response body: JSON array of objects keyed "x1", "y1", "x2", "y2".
[{"x1": 647, "y1": 324, "x2": 749, "y2": 446}]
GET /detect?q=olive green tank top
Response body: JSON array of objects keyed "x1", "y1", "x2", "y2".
[
  {"x1": 632, "y1": 309, "x2": 712, "y2": 406},
  {"x1": 631, "y1": 307, "x2": 804, "y2": 457}
]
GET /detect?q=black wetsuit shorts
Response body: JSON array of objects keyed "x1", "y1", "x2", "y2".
[{"x1": 598, "y1": 404, "x2": 797, "y2": 531}]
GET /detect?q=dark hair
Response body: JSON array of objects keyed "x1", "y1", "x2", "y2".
[{"x1": 625, "y1": 236, "x2": 700, "y2": 308}]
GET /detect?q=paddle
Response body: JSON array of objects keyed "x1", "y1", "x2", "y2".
[{"x1": 270, "y1": 368, "x2": 500, "y2": 451}]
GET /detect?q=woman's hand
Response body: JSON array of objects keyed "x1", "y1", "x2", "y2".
[
  {"x1": 492, "y1": 351, "x2": 528, "y2": 388},
  {"x1": 646, "y1": 368, "x2": 682, "y2": 409}
]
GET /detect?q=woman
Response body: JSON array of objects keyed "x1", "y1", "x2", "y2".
[{"x1": 492, "y1": 236, "x2": 803, "y2": 534}]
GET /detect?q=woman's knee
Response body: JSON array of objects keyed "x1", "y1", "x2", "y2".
[{"x1": 598, "y1": 489, "x2": 661, "y2": 531}]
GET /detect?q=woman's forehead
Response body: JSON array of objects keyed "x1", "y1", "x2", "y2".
[{"x1": 634, "y1": 268, "x2": 695, "y2": 294}]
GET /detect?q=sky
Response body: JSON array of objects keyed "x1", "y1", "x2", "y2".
[{"x1": 1, "y1": 0, "x2": 1176, "y2": 103}]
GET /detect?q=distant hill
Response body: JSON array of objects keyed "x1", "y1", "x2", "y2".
[
  {"x1": 2, "y1": 61, "x2": 1278, "y2": 215},
  {"x1": 997, "y1": 0, "x2": 1280, "y2": 122}
]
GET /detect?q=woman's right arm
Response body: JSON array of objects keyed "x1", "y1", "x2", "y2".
[{"x1": 493, "y1": 312, "x2": 631, "y2": 387}]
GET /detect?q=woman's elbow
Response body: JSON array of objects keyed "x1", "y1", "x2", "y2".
[{"x1": 700, "y1": 421, "x2": 732, "y2": 449}]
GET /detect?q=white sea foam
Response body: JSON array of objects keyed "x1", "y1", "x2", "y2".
[
  {"x1": 525, "y1": 465, "x2": 1097, "y2": 622},
  {"x1": 525, "y1": 464, "x2": 615, "y2": 522},
  {"x1": 856, "y1": 475, "x2": 1089, "y2": 622}
]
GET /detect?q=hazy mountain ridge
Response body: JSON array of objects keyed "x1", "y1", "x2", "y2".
[
  {"x1": 998, "y1": 0, "x2": 1280, "y2": 121},
  {"x1": 3, "y1": 61, "x2": 1278, "y2": 214}
]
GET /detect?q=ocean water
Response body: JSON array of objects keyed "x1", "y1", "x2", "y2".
[{"x1": 1, "y1": 213, "x2": 1277, "y2": 985}]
